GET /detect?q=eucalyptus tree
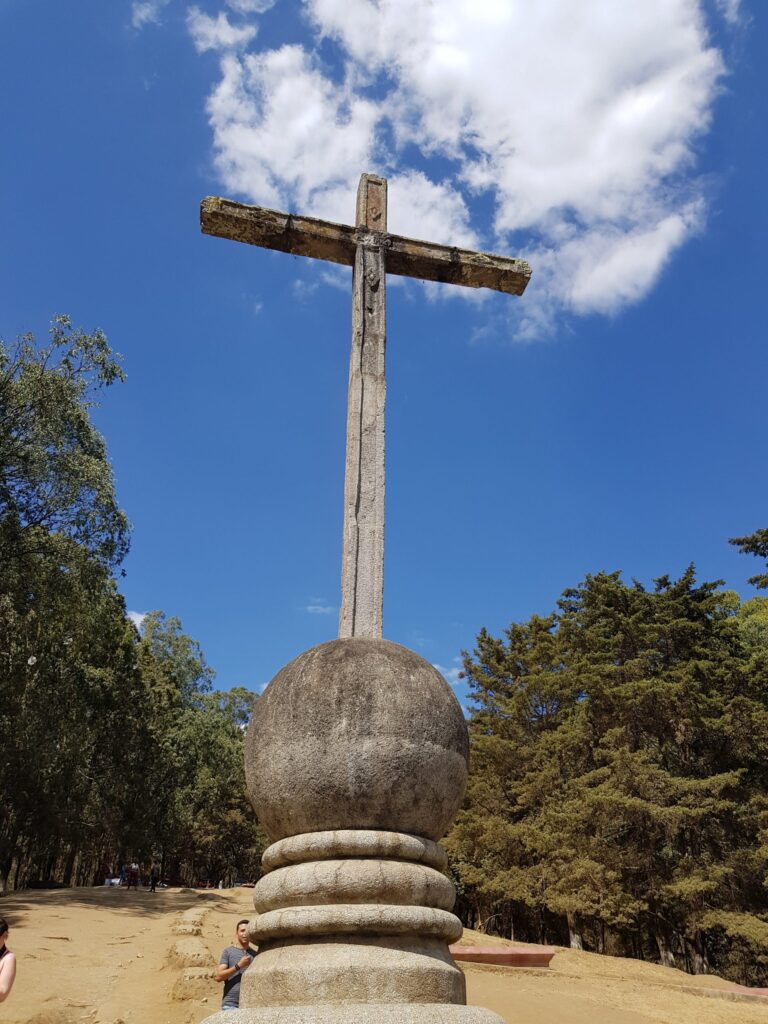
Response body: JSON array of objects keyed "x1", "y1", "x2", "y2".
[
  {"x1": 0, "y1": 319, "x2": 264, "y2": 890},
  {"x1": 0, "y1": 316, "x2": 132, "y2": 887}
]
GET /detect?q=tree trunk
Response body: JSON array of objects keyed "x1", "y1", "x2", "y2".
[
  {"x1": 43, "y1": 843, "x2": 58, "y2": 884},
  {"x1": 12, "y1": 852, "x2": 22, "y2": 890},
  {"x1": 566, "y1": 912, "x2": 584, "y2": 950},
  {"x1": 655, "y1": 931, "x2": 676, "y2": 968},
  {"x1": 687, "y1": 931, "x2": 709, "y2": 975},
  {"x1": 0, "y1": 820, "x2": 20, "y2": 892},
  {"x1": 62, "y1": 846, "x2": 77, "y2": 887}
]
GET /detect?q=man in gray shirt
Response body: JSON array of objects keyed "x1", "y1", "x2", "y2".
[{"x1": 215, "y1": 919, "x2": 257, "y2": 1011}]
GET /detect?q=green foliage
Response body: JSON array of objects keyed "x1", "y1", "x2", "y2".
[
  {"x1": 0, "y1": 318, "x2": 263, "y2": 891},
  {"x1": 136, "y1": 611, "x2": 265, "y2": 882},
  {"x1": 730, "y1": 528, "x2": 768, "y2": 590},
  {"x1": 700, "y1": 911, "x2": 768, "y2": 986},
  {"x1": 448, "y1": 567, "x2": 768, "y2": 982},
  {"x1": 0, "y1": 316, "x2": 129, "y2": 570}
]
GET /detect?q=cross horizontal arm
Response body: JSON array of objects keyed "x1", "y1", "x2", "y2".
[{"x1": 201, "y1": 196, "x2": 532, "y2": 296}]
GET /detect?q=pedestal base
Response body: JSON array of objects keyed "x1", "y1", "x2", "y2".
[
  {"x1": 243, "y1": 935, "x2": 464, "y2": 1007},
  {"x1": 244, "y1": 830, "x2": 467, "y2": 1009},
  {"x1": 202, "y1": 1004, "x2": 505, "y2": 1024}
]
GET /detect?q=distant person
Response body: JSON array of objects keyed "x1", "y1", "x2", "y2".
[
  {"x1": 0, "y1": 917, "x2": 16, "y2": 1004},
  {"x1": 118, "y1": 863, "x2": 127, "y2": 886},
  {"x1": 126, "y1": 860, "x2": 140, "y2": 890},
  {"x1": 149, "y1": 862, "x2": 161, "y2": 893},
  {"x1": 214, "y1": 919, "x2": 257, "y2": 1011}
]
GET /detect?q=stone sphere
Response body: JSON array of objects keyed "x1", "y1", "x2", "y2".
[{"x1": 245, "y1": 638, "x2": 469, "y2": 842}]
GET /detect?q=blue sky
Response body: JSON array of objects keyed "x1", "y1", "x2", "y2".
[{"x1": 1, "y1": 0, "x2": 765, "y2": 704}]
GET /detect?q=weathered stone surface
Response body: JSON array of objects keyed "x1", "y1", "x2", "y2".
[
  {"x1": 241, "y1": 938, "x2": 464, "y2": 1008},
  {"x1": 171, "y1": 966, "x2": 213, "y2": 1001},
  {"x1": 254, "y1": 859, "x2": 455, "y2": 912},
  {"x1": 242, "y1": 825, "x2": 465, "y2": 1013},
  {"x1": 202, "y1": 1005, "x2": 505, "y2": 1024},
  {"x1": 245, "y1": 638, "x2": 468, "y2": 842},
  {"x1": 168, "y1": 937, "x2": 211, "y2": 967},
  {"x1": 251, "y1": 905, "x2": 463, "y2": 943},
  {"x1": 261, "y1": 830, "x2": 448, "y2": 873}
]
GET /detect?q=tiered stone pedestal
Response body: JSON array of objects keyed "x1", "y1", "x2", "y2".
[
  {"x1": 202, "y1": 639, "x2": 504, "y2": 1024},
  {"x1": 244, "y1": 829, "x2": 463, "y2": 1007}
]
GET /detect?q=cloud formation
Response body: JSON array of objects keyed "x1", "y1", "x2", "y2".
[
  {"x1": 715, "y1": 0, "x2": 742, "y2": 25},
  {"x1": 226, "y1": 0, "x2": 276, "y2": 12},
  {"x1": 187, "y1": 7, "x2": 258, "y2": 52},
  {"x1": 194, "y1": 0, "x2": 729, "y2": 336},
  {"x1": 131, "y1": 0, "x2": 170, "y2": 30},
  {"x1": 306, "y1": 598, "x2": 335, "y2": 615},
  {"x1": 127, "y1": 610, "x2": 148, "y2": 630},
  {"x1": 434, "y1": 657, "x2": 463, "y2": 689}
]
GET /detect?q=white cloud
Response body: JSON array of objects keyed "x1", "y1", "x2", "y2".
[
  {"x1": 306, "y1": 601, "x2": 335, "y2": 615},
  {"x1": 292, "y1": 278, "x2": 319, "y2": 301},
  {"x1": 434, "y1": 657, "x2": 463, "y2": 688},
  {"x1": 187, "y1": 7, "x2": 258, "y2": 53},
  {"x1": 197, "y1": 1, "x2": 729, "y2": 336},
  {"x1": 227, "y1": 0, "x2": 276, "y2": 12},
  {"x1": 131, "y1": 0, "x2": 170, "y2": 30},
  {"x1": 206, "y1": 45, "x2": 379, "y2": 214},
  {"x1": 127, "y1": 610, "x2": 148, "y2": 630},
  {"x1": 517, "y1": 197, "x2": 705, "y2": 336},
  {"x1": 319, "y1": 265, "x2": 351, "y2": 291},
  {"x1": 715, "y1": 0, "x2": 742, "y2": 25},
  {"x1": 386, "y1": 171, "x2": 477, "y2": 248}
]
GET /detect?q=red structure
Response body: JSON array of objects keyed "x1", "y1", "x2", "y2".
[{"x1": 450, "y1": 945, "x2": 556, "y2": 969}]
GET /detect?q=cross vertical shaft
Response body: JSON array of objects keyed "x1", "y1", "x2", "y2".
[{"x1": 339, "y1": 175, "x2": 387, "y2": 639}]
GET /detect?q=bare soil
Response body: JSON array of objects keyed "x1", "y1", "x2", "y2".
[{"x1": 0, "y1": 887, "x2": 764, "y2": 1024}]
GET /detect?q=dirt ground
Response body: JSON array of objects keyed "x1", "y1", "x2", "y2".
[{"x1": 1, "y1": 886, "x2": 765, "y2": 1024}]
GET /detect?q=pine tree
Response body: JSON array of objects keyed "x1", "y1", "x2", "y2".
[
  {"x1": 730, "y1": 528, "x2": 768, "y2": 590},
  {"x1": 448, "y1": 565, "x2": 768, "y2": 981}
]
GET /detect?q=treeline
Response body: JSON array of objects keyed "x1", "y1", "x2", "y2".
[
  {"x1": 0, "y1": 319, "x2": 265, "y2": 891},
  {"x1": 446, "y1": 546, "x2": 768, "y2": 985}
]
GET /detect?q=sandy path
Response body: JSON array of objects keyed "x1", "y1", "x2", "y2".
[
  {"x1": 0, "y1": 887, "x2": 765, "y2": 1024},
  {"x1": 1, "y1": 885, "x2": 238, "y2": 1024}
]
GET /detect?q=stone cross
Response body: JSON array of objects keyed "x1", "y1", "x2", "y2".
[{"x1": 201, "y1": 175, "x2": 531, "y2": 640}]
